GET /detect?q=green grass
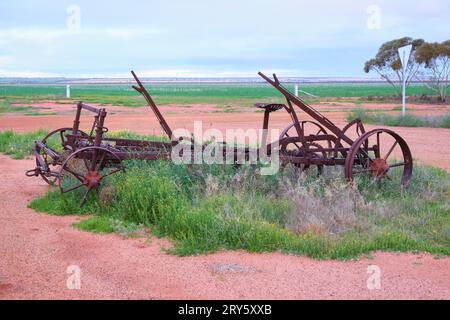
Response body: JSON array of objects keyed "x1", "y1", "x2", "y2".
[
  {"x1": 0, "y1": 100, "x2": 33, "y2": 114},
  {"x1": 24, "y1": 111, "x2": 58, "y2": 116},
  {"x1": 346, "y1": 109, "x2": 450, "y2": 128},
  {"x1": 0, "y1": 129, "x2": 60, "y2": 159},
  {"x1": 0, "y1": 82, "x2": 444, "y2": 107},
  {"x1": 0, "y1": 129, "x2": 169, "y2": 160},
  {"x1": 75, "y1": 216, "x2": 145, "y2": 236},
  {"x1": 104, "y1": 130, "x2": 170, "y2": 142}
]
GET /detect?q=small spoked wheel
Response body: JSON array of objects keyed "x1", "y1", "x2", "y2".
[
  {"x1": 280, "y1": 137, "x2": 327, "y2": 174},
  {"x1": 279, "y1": 121, "x2": 328, "y2": 140},
  {"x1": 58, "y1": 146, "x2": 124, "y2": 206},
  {"x1": 36, "y1": 128, "x2": 89, "y2": 185},
  {"x1": 42, "y1": 127, "x2": 89, "y2": 152},
  {"x1": 344, "y1": 129, "x2": 413, "y2": 187}
]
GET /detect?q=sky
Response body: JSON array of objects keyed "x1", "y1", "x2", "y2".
[{"x1": 0, "y1": 0, "x2": 449, "y2": 78}]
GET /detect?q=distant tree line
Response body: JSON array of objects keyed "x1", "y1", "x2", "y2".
[{"x1": 364, "y1": 37, "x2": 450, "y2": 102}]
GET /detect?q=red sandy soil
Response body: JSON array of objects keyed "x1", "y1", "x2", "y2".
[{"x1": 0, "y1": 154, "x2": 449, "y2": 299}]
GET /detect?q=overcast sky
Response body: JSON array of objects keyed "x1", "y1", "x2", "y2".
[{"x1": 0, "y1": 0, "x2": 449, "y2": 78}]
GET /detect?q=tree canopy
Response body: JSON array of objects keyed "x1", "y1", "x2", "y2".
[
  {"x1": 364, "y1": 37, "x2": 424, "y2": 94},
  {"x1": 415, "y1": 41, "x2": 450, "y2": 101}
]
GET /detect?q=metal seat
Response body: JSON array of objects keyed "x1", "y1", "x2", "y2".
[{"x1": 254, "y1": 103, "x2": 285, "y2": 112}]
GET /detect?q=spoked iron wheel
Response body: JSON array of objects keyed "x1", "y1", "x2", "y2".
[
  {"x1": 58, "y1": 146, "x2": 124, "y2": 206},
  {"x1": 344, "y1": 129, "x2": 413, "y2": 187},
  {"x1": 35, "y1": 128, "x2": 89, "y2": 185}
]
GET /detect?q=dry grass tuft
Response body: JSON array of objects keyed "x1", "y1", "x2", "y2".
[{"x1": 283, "y1": 176, "x2": 364, "y2": 235}]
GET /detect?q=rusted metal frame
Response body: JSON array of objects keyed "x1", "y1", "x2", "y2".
[
  {"x1": 282, "y1": 99, "x2": 304, "y2": 139},
  {"x1": 34, "y1": 147, "x2": 48, "y2": 170},
  {"x1": 131, "y1": 71, "x2": 173, "y2": 140},
  {"x1": 258, "y1": 72, "x2": 355, "y2": 147},
  {"x1": 107, "y1": 137, "x2": 172, "y2": 149},
  {"x1": 260, "y1": 110, "x2": 271, "y2": 148},
  {"x1": 87, "y1": 108, "x2": 108, "y2": 171},
  {"x1": 72, "y1": 102, "x2": 83, "y2": 133},
  {"x1": 78, "y1": 102, "x2": 102, "y2": 114},
  {"x1": 35, "y1": 140, "x2": 59, "y2": 159},
  {"x1": 114, "y1": 151, "x2": 172, "y2": 161},
  {"x1": 70, "y1": 102, "x2": 104, "y2": 148},
  {"x1": 280, "y1": 155, "x2": 346, "y2": 166}
]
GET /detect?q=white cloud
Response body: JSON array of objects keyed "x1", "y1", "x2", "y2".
[
  {"x1": 0, "y1": 56, "x2": 11, "y2": 65},
  {"x1": 0, "y1": 68, "x2": 306, "y2": 78},
  {"x1": 0, "y1": 27, "x2": 164, "y2": 42},
  {"x1": 0, "y1": 69, "x2": 61, "y2": 78}
]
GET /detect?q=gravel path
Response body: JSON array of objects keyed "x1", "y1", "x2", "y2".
[{"x1": 0, "y1": 154, "x2": 449, "y2": 299}]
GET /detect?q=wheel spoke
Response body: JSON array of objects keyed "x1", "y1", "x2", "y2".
[
  {"x1": 59, "y1": 130, "x2": 66, "y2": 145},
  {"x1": 357, "y1": 148, "x2": 374, "y2": 163},
  {"x1": 389, "y1": 162, "x2": 406, "y2": 168},
  {"x1": 376, "y1": 132, "x2": 381, "y2": 158},
  {"x1": 101, "y1": 167, "x2": 123, "y2": 179},
  {"x1": 89, "y1": 150, "x2": 99, "y2": 171},
  {"x1": 62, "y1": 167, "x2": 85, "y2": 182},
  {"x1": 96, "y1": 151, "x2": 107, "y2": 171},
  {"x1": 83, "y1": 157, "x2": 91, "y2": 172},
  {"x1": 293, "y1": 142, "x2": 302, "y2": 150},
  {"x1": 353, "y1": 168, "x2": 372, "y2": 174},
  {"x1": 62, "y1": 182, "x2": 85, "y2": 193},
  {"x1": 80, "y1": 188, "x2": 92, "y2": 207},
  {"x1": 383, "y1": 141, "x2": 398, "y2": 161}
]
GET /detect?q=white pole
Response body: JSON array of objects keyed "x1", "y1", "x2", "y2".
[
  {"x1": 402, "y1": 51, "x2": 406, "y2": 116},
  {"x1": 66, "y1": 85, "x2": 71, "y2": 98},
  {"x1": 398, "y1": 44, "x2": 411, "y2": 116},
  {"x1": 294, "y1": 83, "x2": 299, "y2": 97}
]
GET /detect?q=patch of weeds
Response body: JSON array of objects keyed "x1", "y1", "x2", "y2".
[
  {"x1": 74, "y1": 215, "x2": 145, "y2": 236},
  {"x1": 213, "y1": 106, "x2": 241, "y2": 113},
  {"x1": 24, "y1": 112, "x2": 58, "y2": 116},
  {"x1": 0, "y1": 100, "x2": 33, "y2": 114},
  {"x1": 0, "y1": 129, "x2": 58, "y2": 159},
  {"x1": 346, "y1": 109, "x2": 450, "y2": 128}
]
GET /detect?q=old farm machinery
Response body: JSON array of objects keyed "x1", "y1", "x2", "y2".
[{"x1": 26, "y1": 71, "x2": 413, "y2": 206}]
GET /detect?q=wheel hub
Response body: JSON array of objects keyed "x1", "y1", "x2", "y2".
[
  {"x1": 370, "y1": 158, "x2": 389, "y2": 177},
  {"x1": 84, "y1": 171, "x2": 102, "y2": 188}
]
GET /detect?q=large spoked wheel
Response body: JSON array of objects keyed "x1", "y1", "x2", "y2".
[
  {"x1": 35, "y1": 128, "x2": 89, "y2": 185},
  {"x1": 344, "y1": 129, "x2": 413, "y2": 187},
  {"x1": 58, "y1": 146, "x2": 124, "y2": 206}
]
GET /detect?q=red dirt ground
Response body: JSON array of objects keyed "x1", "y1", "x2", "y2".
[{"x1": 0, "y1": 154, "x2": 449, "y2": 299}]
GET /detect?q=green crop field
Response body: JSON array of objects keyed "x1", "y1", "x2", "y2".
[{"x1": 0, "y1": 82, "x2": 441, "y2": 107}]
